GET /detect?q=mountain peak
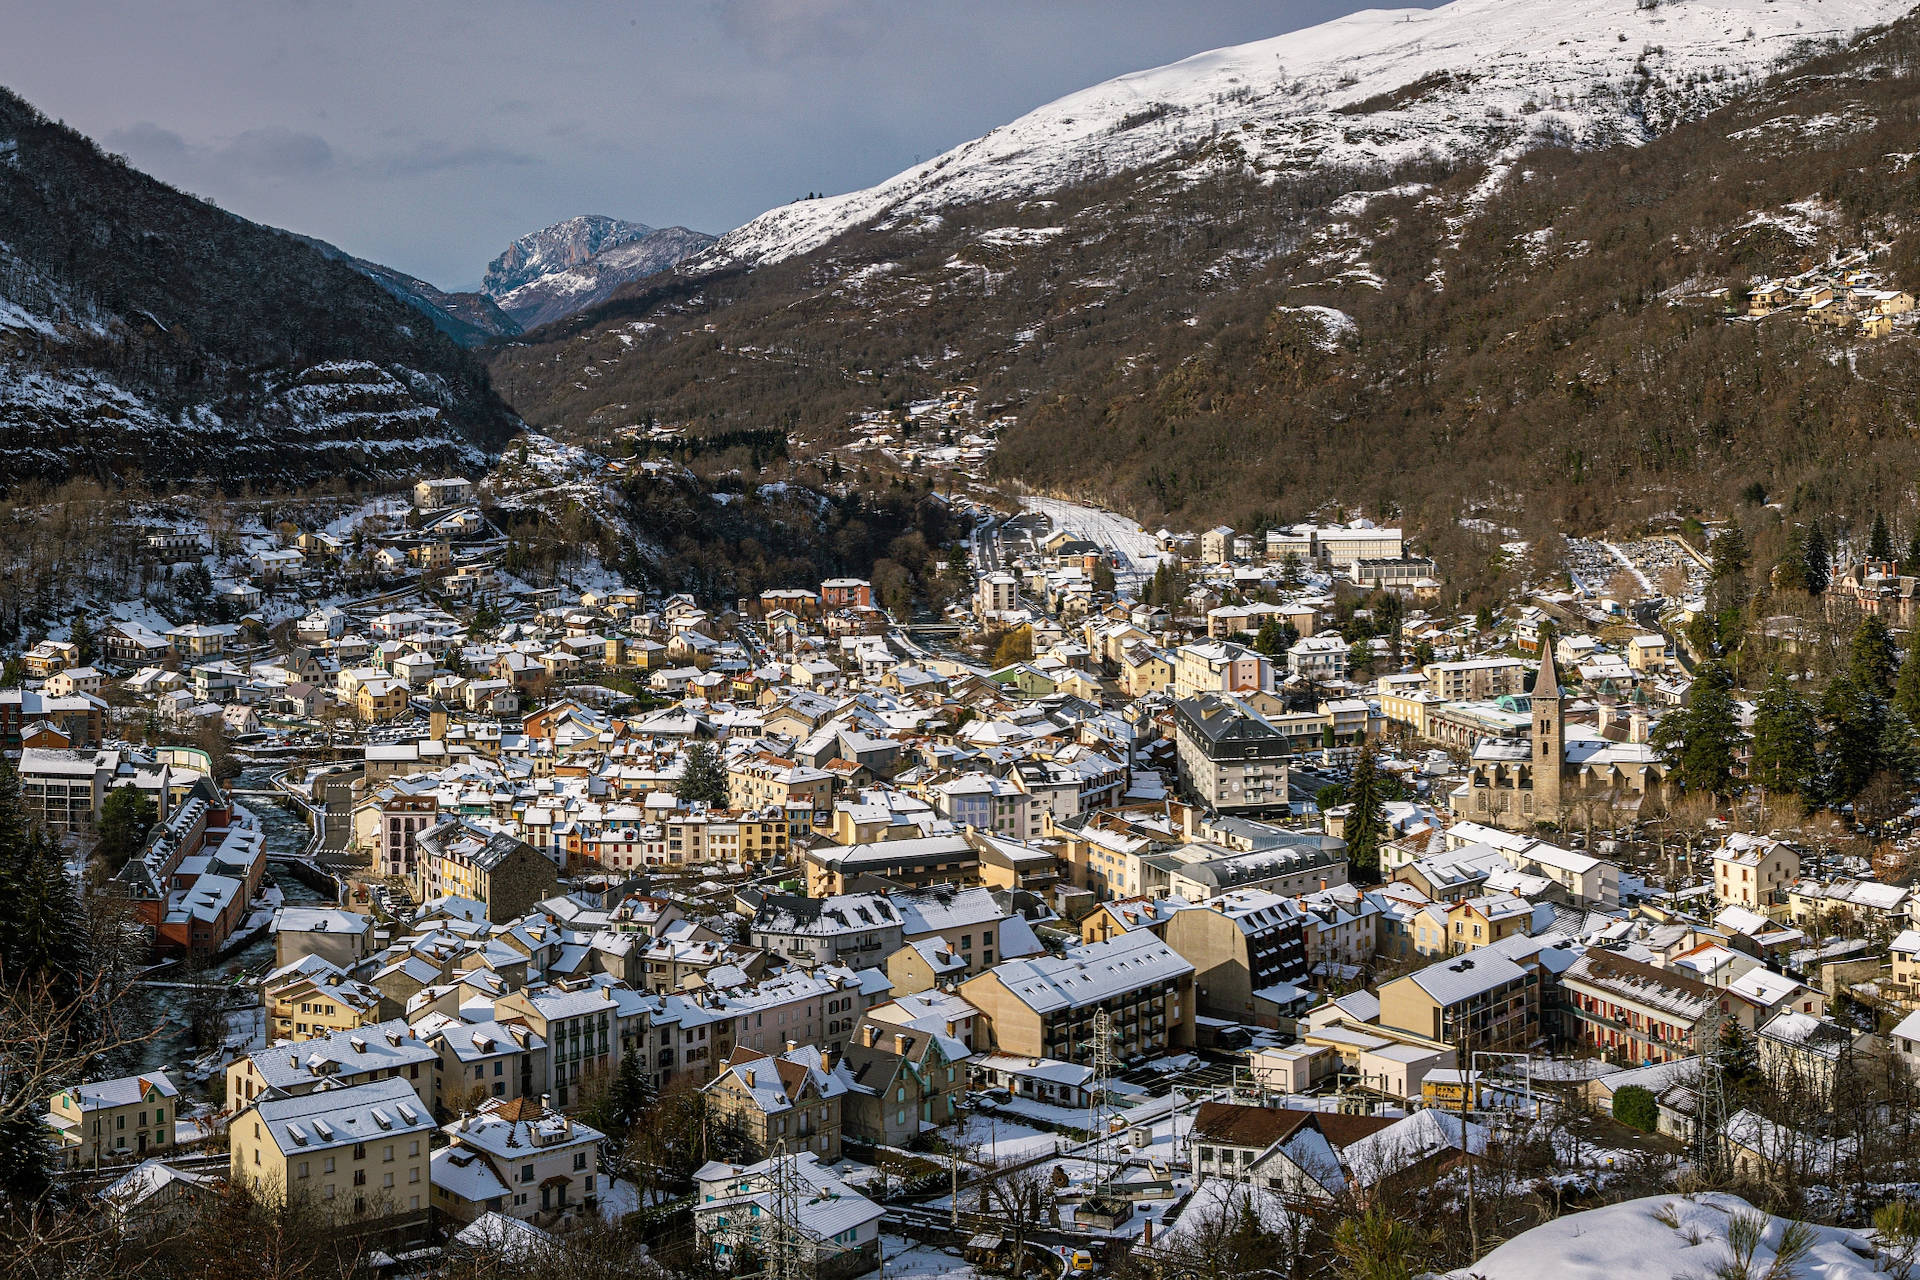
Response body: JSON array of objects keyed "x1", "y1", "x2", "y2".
[
  {"x1": 482, "y1": 218, "x2": 716, "y2": 329},
  {"x1": 482, "y1": 215, "x2": 655, "y2": 298}
]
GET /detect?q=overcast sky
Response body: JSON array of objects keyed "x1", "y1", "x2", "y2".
[{"x1": 0, "y1": 1, "x2": 1404, "y2": 289}]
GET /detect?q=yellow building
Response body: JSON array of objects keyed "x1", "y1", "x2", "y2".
[
  {"x1": 47, "y1": 1072, "x2": 179, "y2": 1168},
  {"x1": 265, "y1": 963, "x2": 386, "y2": 1041},
  {"x1": 356, "y1": 678, "x2": 412, "y2": 723},
  {"x1": 230, "y1": 1078, "x2": 433, "y2": 1235}
]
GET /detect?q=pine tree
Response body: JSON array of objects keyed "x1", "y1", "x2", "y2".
[
  {"x1": 1851, "y1": 614, "x2": 1900, "y2": 694},
  {"x1": 68, "y1": 612, "x2": 95, "y2": 668},
  {"x1": 677, "y1": 739, "x2": 730, "y2": 808},
  {"x1": 1749, "y1": 672, "x2": 1818, "y2": 800},
  {"x1": 1895, "y1": 649, "x2": 1920, "y2": 728},
  {"x1": 1819, "y1": 674, "x2": 1888, "y2": 806},
  {"x1": 1650, "y1": 661, "x2": 1740, "y2": 798},
  {"x1": 1775, "y1": 526, "x2": 1808, "y2": 593},
  {"x1": 1871, "y1": 512, "x2": 1896, "y2": 562},
  {"x1": 1906, "y1": 526, "x2": 1920, "y2": 570},
  {"x1": 1342, "y1": 743, "x2": 1389, "y2": 882},
  {"x1": 1804, "y1": 522, "x2": 1831, "y2": 596}
]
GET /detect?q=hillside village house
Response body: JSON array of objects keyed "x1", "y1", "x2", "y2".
[
  {"x1": 1714, "y1": 835, "x2": 1801, "y2": 912},
  {"x1": 47, "y1": 1072, "x2": 180, "y2": 1168},
  {"x1": 429, "y1": 1096, "x2": 603, "y2": 1226},
  {"x1": 410, "y1": 819, "x2": 558, "y2": 924}
]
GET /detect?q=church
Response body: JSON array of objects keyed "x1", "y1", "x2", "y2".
[{"x1": 1451, "y1": 646, "x2": 1669, "y2": 832}]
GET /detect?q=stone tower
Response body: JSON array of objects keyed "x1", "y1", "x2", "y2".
[{"x1": 1531, "y1": 643, "x2": 1564, "y2": 823}]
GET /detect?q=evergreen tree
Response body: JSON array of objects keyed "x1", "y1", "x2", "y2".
[
  {"x1": 1895, "y1": 648, "x2": 1920, "y2": 728},
  {"x1": 68, "y1": 612, "x2": 95, "y2": 668},
  {"x1": 1748, "y1": 672, "x2": 1817, "y2": 799},
  {"x1": 1906, "y1": 525, "x2": 1920, "y2": 569},
  {"x1": 1092, "y1": 560, "x2": 1116, "y2": 595},
  {"x1": 677, "y1": 739, "x2": 730, "y2": 808},
  {"x1": 1342, "y1": 743, "x2": 1389, "y2": 881},
  {"x1": 1775, "y1": 525, "x2": 1808, "y2": 593},
  {"x1": 1253, "y1": 620, "x2": 1296, "y2": 660},
  {"x1": 1804, "y1": 522, "x2": 1831, "y2": 596},
  {"x1": 581, "y1": 1051, "x2": 656, "y2": 1173},
  {"x1": 1279, "y1": 552, "x2": 1306, "y2": 591},
  {"x1": 1871, "y1": 512, "x2": 1896, "y2": 562},
  {"x1": 94, "y1": 786, "x2": 157, "y2": 877},
  {"x1": 943, "y1": 542, "x2": 970, "y2": 584},
  {"x1": 1851, "y1": 614, "x2": 1900, "y2": 693},
  {"x1": 1818, "y1": 675, "x2": 1888, "y2": 806},
  {"x1": 1650, "y1": 661, "x2": 1740, "y2": 798}
]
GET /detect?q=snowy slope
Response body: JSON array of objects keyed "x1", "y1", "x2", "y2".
[
  {"x1": 1447, "y1": 1194, "x2": 1882, "y2": 1280},
  {"x1": 706, "y1": 0, "x2": 1913, "y2": 267}
]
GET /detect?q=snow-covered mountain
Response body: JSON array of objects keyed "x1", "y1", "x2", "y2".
[
  {"x1": 705, "y1": 0, "x2": 1913, "y2": 268},
  {"x1": 483, "y1": 216, "x2": 716, "y2": 328},
  {"x1": 483, "y1": 215, "x2": 652, "y2": 297}
]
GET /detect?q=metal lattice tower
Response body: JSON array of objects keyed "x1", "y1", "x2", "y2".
[
  {"x1": 763, "y1": 1139, "x2": 814, "y2": 1280},
  {"x1": 1085, "y1": 1008, "x2": 1119, "y2": 1197}
]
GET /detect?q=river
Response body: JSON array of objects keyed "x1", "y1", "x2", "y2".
[{"x1": 126, "y1": 763, "x2": 332, "y2": 1090}]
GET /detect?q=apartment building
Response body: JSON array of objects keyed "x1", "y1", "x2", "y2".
[
  {"x1": 1377, "y1": 951, "x2": 1538, "y2": 1053},
  {"x1": 1559, "y1": 951, "x2": 1725, "y2": 1066},
  {"x1": 961, "y1": 930, "x2": 1196, "y2": 1064},
  {"x1": 230, "y1": 1079, "x2": 433, "y2": 1236},
  {"x1": 1162, "y1": 890, "x2": 1311, "y2": 1026}
]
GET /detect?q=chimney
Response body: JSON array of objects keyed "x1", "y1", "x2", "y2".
[
  {"x1": 863, "y1": 1025, "x2": 878, "y2": 1049},
  {"x1": 785, "y1": 1038, "x2": 797, "y2": 1054},
  {"x1": 539, "y1": 1093, "x2": 551, "y2": 1115},
  {"x1": 821, "y1": 1048, "x2": 836, "y2": 1074},
  {"x1": 894, "y1": 1033, "x2": 907, "y2": 1056}
]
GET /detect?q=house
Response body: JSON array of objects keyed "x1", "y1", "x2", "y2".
[
  {"x1": 702, "y1": 1044, "x2": 852, "y2": 1163},
  {"x1": 1713, "y1": 834, "x2": 1801, "y2": 912},
  {"x1": 46, "y1": 1072, "x2": 180, "y2": 1169},
  {"x1": 228, "y1": 1079, "x2": 434, "y2": 1237},
  {"x1": 750, "y1": 893, "x2": 903, "y2": 970},
  {"x1": 693, "y1": 1150, "x2": 884, "y2": 1278},
  {"x1": 838, "y1": 1022, "x2": 968, "y2": 1148},
  {"x1": 263, "y1": 959, "x2": 385, "y2": 1041},
  {"x1": 1188, "y1": 1102, "x2": 1392, "y2": 1203},
  {"x1": 429, "y1": 1096, "x2": 603, "y2": 1227}
]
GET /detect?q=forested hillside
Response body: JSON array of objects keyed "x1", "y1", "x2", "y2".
[
  {"x1": 0, "y1": 87, "x2": 519, "y2": 491},
  {"x1": 487, "y1": 11, "x2": 1920, "y2": 590}
]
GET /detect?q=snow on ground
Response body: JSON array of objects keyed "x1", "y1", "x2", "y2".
[
  {"x1": 595, "y1": 1177, "x2": 673, "y2": 1222},
  {"x1": 704, "y1": 0, "x2": 1904, "y2": 267},
  {"x1": 1447, "y1": 1193, "x2": 1883, "y2": 1280},
  {"x1": 1020, "y1": 494, "x2": 1173, "y2": 592},
  {"x1": 878, "y1": 1236, "x2": 977, "y2": 1280},
  {"x1": 949, "y1": 1113, "x2": 1062, "y2": 1163},
  {"x1": 1276, "y1": 304, "x2": 1358, "y2": 351}
]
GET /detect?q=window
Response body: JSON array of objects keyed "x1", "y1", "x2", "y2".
[{"x1": 383, "y1": 1145, "x2": 394, "y2": 1162}]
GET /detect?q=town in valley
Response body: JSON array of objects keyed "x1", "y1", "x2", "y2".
[{"x1": 13, "y1": 2, "x2": 1920, "y2": 1279}]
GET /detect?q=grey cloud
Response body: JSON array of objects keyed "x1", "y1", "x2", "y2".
[
  {"x1": 106, "y1": 121, "x2": 330, "y2": 177},
  {"x1": 223, "y1": 126, "x2": 333, "y2": 176},
  {"x1": 359, "y1": 141, "x2": 539, "y2": 180}
]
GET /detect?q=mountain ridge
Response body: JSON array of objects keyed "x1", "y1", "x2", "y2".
[
  {"x1": 696, "y1": 0, "x2": 1911, "y2": 269},
  {"x1": 485, "y1": 216, "x2": 717, "y2": 329},
  {"x1": 0, "y1": 84, "x2": 518, "y2": 492}
]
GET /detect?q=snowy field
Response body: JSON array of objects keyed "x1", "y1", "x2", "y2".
[{"x1": 1020, "y1": 494, "x2": 1172, "y2": 592}]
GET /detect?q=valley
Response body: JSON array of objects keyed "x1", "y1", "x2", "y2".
[{"x1": 12, "y1": 3, "x2": 1920, "y2": 1280}]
